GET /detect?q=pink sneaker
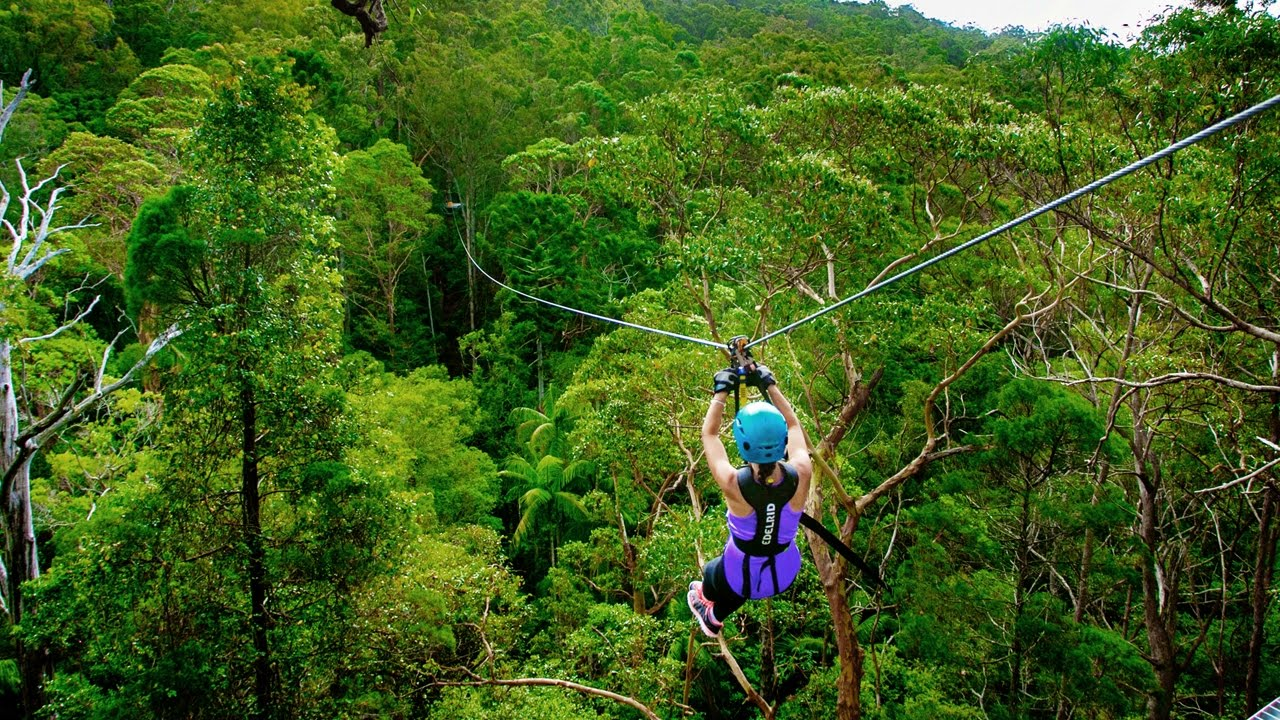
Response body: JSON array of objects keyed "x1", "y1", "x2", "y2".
[{"x1": 687, "y1": 581, "x2": 723, "y2": 637}]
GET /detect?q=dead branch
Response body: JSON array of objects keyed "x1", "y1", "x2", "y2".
[
  {"x1": 1196, "y1": 456, "x2": 1280, "y2": 495},
  {"x1": 26, "y1": 324, "x2": 181, "y2": 450},
  {"x1": 1065, "y1": 372, "x2": 1280, "y2": 394},
  {"x1": 18, "y1": 297, "x2": 101, "y2": 345},
  {"x1": 439, "y1": 672, "x2": 662, "y2": 720},
  {"x1": 330, "y1": 0, "x2": 388, "y2": 47},
  {"x1": 0, "y1": 70, "x2": 32, "y2": 145}
]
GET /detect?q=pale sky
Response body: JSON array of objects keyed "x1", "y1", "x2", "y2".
[{"x1": 885, "y1": 1, "x2": 1196, "y2": 37}]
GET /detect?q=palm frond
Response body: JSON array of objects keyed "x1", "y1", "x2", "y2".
[
  {"x1": 535, "y1": 454, "x2": 566, "y2": 478},
  {"x1": 502, "y1": 455, "x2": 536, "y2": 477},
  {"x1": 519, "y1": 487, "x2": 552, "y2": 511},
  {"x1": 512, "y1": 487, "x2": 553, "y2": 548},
  {"x1": 528, "y1": 421, "x2": 558, "y2": 457},
  {"x1": 554, "y1": 490, "x2": 589, "y2": 520},
  {"x1": 563, "y1": 459, "x2": 597, "y2": 489}
]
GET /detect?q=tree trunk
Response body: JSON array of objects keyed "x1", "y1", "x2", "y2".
[
  {"x1": 3, "y1": 338, "x2": 49, "y2": 717},
  {"x1": 1244, "y1": 385, "x2": 1278, "y2": 713},
  {"x1": 242, "y1": 382, "x2": 274, "y2": 720},
  {"x1": 1135, "y1": 437, "x2": 1176, "y2": 720},
  {"x1": 803, "y1": 368, "x2": 882, "y2": 720},
  {"x1": 458, "y1": 185, "x2": 477, "y2": 332},
  {"x1": 827, "y1": 578, "x2": 864, "y2": 720},
  {"x1": 1244, "y1": 484, "x2": 1276, "y2": 713},
  {"x1": 4, "y1": 459, "x2": 47, "y2": 718},
  {"x1": 806, "y1": 501, "x2": 864, "y2": 720},
  {"x1": 1010, "y1": 481, "x2": 1032, "y2": 715}
]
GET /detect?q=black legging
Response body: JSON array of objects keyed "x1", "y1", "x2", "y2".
[{"x1": 701, "y1": 556, "x2": 746, "y2": 622}]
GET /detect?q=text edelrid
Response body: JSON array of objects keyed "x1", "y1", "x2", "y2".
[{"x1": 761, "y1": 502, "x2": 777, "y2": 544}]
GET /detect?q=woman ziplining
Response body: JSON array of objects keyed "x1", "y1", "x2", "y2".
[{"x1": 686, "y1": 361, "x2": 813, "y2": 637}]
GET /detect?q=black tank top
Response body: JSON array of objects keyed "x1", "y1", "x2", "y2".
[{"x1": 732, "y1": 464, "x2": 798, "y2": 557}]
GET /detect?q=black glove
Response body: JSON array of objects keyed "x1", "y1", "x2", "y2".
[
  {"x1": 746, "y1": 364, "x2": 776, "y2": 391},
  {"x1": 712, "y1": 368, "x2": 739, "y2": 395}
]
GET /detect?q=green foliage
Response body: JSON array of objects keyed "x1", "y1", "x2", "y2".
[
  {"x1": 558, "y1": 602, "x2": 682, "y2": 702},
  {"x1": 334, "y1": 139, "x2": 442, "y2": 368},
  {"x1": 983, "y1": 377, "x2": 1114, "y2": 468},
  {"x1": 509, "y1": 395, "x2": 582, "y2": 461},
  {"x1": 96, "y1": 61, "x2": 378, "y2": 718},
  {"x1": 123, "y1": 184, "x2": 205, "y2": 320},
  {"x1": 501, "y1": 446, "x2": 595, "y2": 566},
  {"x1": 0, "y1": 0, "x2": 141, "y2": 129},
  {"x1": 0, "y1": 659, "x2": 18, "y2": 709},
  {"x1": 427, "y1": 684, "x2": 599, "y2": 720},
  {"x1": 193, "y1": 0, "x2": 315, "y2": 44},
  {"x1": 189, "y1": 61, "x2": 337, "y2": 234},
  {"x1": 19, "y1": 473, "x2": 238, "y2": 718},
  {"x1": 485, "y1": 190, "x2": 665, "y2": 345},
  {"x1": 346, "y1": 526, "x2": 528, "y2": 717},
  {"x1": 346, "y1": 358, "x2": 500, "y2": 529},
  {"x1": 856, "y1": 647, "x2": 986, "y2": 720},
  {"x1": 0, "y1": 92, "x2": 69, "y2": 193},
  {"x1": 104, "y1": 63, "x2": 213, "y2": 162},
  {"x1": 39, "y1": 131, "x2": 167, "y2": 276},
  {"x1": 37, "y1": 387, "x2": 165, "y2": 556},
  {"x1": 110, "y1": 0, "x2": 208, "y2": 66},
  {"x1": 16, "y1": 4, "x2": 1280, "y2": 720}
]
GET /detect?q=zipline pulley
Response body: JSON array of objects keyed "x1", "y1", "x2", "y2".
[
  {"x1": 727, "y1": 335, "x2": 756, "y2": 412},
  {"x1": 727, "y1": 335, "x2": 755, "y2": 372}
]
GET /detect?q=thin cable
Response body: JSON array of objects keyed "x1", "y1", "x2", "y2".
[
  {"x1": 747, "y1": 93, "x2": 1280, "y2": 350},
  {"x1": 460, "y1": 234, "x2": 725, "y2": 349}
]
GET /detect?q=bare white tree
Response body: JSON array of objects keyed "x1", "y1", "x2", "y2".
[{"x1": 0, "y1": 69, "x2": 180, "y2": 715}]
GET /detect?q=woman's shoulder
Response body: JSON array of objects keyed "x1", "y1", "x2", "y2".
[{"x1": 783, "y1": 457, "x2": 813, "y2": 479}]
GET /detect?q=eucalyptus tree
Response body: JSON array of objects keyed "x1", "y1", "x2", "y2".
[
  {"x1": 0, "y1": 70, "x2": 177, "y2": 717},
  {"x1": 36, "y1": 132, "x2": 166, "y2": 277}
]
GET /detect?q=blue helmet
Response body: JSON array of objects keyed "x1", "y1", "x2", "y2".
[{"x1": 733, "y1": 402, "x2": 788, "y2": 464}]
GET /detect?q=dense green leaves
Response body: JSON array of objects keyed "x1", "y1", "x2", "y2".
[
  {"x1": 6, "y1": 2, "x2": 1280, "y2": 719},
  {"x1": 334, "y1": 139, "x2": 441, "y2": 366}
]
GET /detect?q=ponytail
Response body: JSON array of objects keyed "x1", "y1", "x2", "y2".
[{"x1": 755, "y1": 462, "x2": 777, "y2": 485}]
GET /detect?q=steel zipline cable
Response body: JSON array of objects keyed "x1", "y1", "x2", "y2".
[
  {"x1": 747, "y1": 92, "x2": 1280, "y2": 349},
  {"x1": 459, "y1": 238, "x2": 724, "y2": 349},
  {"x1": 462, "y1": 93, "x2": 1280, "y2": 352}
]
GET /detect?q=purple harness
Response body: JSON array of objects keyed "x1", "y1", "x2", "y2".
[{"x1": 723, "y1": 464, "x2": 803, "y2": 599}]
